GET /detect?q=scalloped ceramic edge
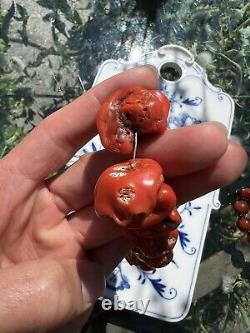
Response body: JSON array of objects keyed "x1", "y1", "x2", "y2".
[{"x1": 69, "y1": 45, "x2": 234, "y2": 322}]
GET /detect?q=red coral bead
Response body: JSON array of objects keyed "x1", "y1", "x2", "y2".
[
  {"x1": 164, "y1": 208, "x2": 182, "y2": 229},
  {"x1": 126, "y1": 250, "x2": 153, "y2": 271},
  {"x1": 128, "y1": 248, "x2": 173, "y2": 269},
  {"x1": 95, "y1": 158, "x2": 176, "y2": 229},
  {"x1": 132, "y1": 220, "x2": 173, "y2": 239},
  {"x1": 96, "y1": 86, "x2": 170, "y2": 154},
  {"x1": 236, "y1": 217, "x2": 250, "y2": 233},
  {"x1": 233, "y1": 200, "x2": 249, "y2": 215},
  {"x1": 238, "y1": 187, "x2": 250, "y2": 202},
  {"x1": 165, "y1": 229, "x2": 179, "y2": 250},
  {"x1": 143, "y1": 251, "x2": 173, "y2": 268},
  {"x1": 132, "y1": 236, "x2": 167, "y2": 258}
]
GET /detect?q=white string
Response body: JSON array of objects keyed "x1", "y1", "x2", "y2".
[
  {"x1": 132, "y1": 132, "x2": 138, "y2": 165},
  {"x1": 78, "y1": 75, "x2": 86, "y2": 92}
]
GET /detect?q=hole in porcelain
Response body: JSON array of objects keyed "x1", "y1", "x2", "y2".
[{"x1": 160, "y1": 62, "x2": 182, "y2": 82}]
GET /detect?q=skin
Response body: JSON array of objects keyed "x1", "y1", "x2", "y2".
[{"x1": 0, "y1": 65, "x2": 247, "y2": 332}]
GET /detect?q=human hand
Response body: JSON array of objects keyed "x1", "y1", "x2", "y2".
[{"x1": 0, "y1": 66, "x2": 247, "y2": 332}]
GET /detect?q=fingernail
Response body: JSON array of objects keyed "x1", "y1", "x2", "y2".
[{"x1": 207, "y1": 121, "x2": 228, "y2": 135}]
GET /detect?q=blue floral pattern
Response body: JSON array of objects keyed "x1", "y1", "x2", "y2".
[
  {"x1": 161, "y1": 82, "x2": 202, "y2": 129},
  {"x1": 137, "y1": 269, "x2": 177, "y2": 300},
  {"x1": 106, "y1": 264, "x2": 177, "y2": 300},
  {"x1": 81, "y1": 141, "x2": 103, "y2": 154},
  {"x1": 180, "y1": 202, "x2": 202, "y2": 216},
  {"x1": 177, "y1": 202, "x2": 201, "y2": 255},
  {"x1": 168, "y1": 112, "x2": 201, "y2": 129},
  {"x1": 178, "y1": 224, "x2": 196, "y2": 255},
  {"x1": 106, "y1": 264, "x2": 130, "y2": 291}
]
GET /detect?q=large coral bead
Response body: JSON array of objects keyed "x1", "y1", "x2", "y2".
[
  {"x1": 96, "y1": 86, "x2": 170, "y2": 154},
  {"x1": 94, "y1": 158, "x2": 176, "y2": 229}
]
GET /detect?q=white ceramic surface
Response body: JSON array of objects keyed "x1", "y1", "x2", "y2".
[{"x1": 68, "y1": 45, "x2": 234, "y2": 322}]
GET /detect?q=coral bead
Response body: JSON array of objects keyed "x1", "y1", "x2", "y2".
[
  {"x1": 238, "y1": 187, "x2": 250, "y2": 202},
  {"x1": 236, "y1": 217, "x2": 250, "y2": 233},
  {"x1": 95, "y1": 87, "x2": 179, "y2": 269},
  {"x1": 96, "y1": 86, "x2": 170, "y2": 154},
  {"x1": 95, "y1": 158, "x2": 177, "y2": 229},
  {"x1": 233, "y1": 200, "x2": 249, "y2": 215}
]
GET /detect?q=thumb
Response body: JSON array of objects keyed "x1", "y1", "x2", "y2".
[{"x1": 0, "y1": 258, "x2": 105, "y2": 333}]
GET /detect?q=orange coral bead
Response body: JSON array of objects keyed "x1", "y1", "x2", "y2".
[
  {"x1": 96, "y1": 86, "x2": 170, "y2": 154},
  {"x1": 95, "y1": 158, "x2": 176, "y2": 229}
]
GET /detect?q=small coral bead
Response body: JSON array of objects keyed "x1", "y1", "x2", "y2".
[
  {"x1": 236, "y1": 217, "x2": 250, "y2": 233},
  {"x1": 233, "y1": 200, "x2": 249, "y2": 215}
]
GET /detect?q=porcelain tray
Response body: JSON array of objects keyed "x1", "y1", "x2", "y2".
[{"x1": 70, "y1": 45, "x2": 234, "y2": 322}]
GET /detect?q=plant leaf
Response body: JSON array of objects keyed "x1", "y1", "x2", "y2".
[
  {"x1": 37, "y1": 0, "x2": 54, "y2": 10},
  {"x1": 0, "y1": 2, "x2": 15, "y2": 42},
  {"x1": 16, "y1": 4, "x2": 29, "y2": 45}
]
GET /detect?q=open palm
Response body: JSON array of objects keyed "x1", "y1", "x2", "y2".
[{"x1": 0, "y1": 66, "x2": 246, "y2": 333}]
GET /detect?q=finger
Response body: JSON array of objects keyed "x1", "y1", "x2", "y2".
[
  {"x1": 48, "y1": 121, "x2": 229, "y2": 213},
  {"x1": 0, "y1": 258, "x2": 105, "y2": 332},
  {"x1": 138, "y1": 121, "x2": 229, "y2": 176},
  {"x1": 87, "y1": 237, "x2": 130, "y2": 276},
  {"x1": 68, "y1": 205, "x2": 122, "y2": 249},
  {"x1": 3, "y1": 66, "x2": 158, "y2": 182},
  {"x1": 48, "y1": 150, "x2": 123, "y2": 212},
  {"x1": 170, "y1": 140, "x2": 248, "y2": 205}
]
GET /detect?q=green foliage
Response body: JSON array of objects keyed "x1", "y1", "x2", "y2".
[
  {"x1": 184, "y1": 276, "x2": 250, "y2": 332},
  {"x1": 0, "y1": 4, "x2": 27, "y2": 152},
  {"x1": 37, "y1": 0, "x2": 82, "y2": 26},
  {"x1": 0, "y1": 124, "x2": 24, "y2": 157},
  {"x1": 0, "y1": 2, "x2": 15, "y2": 42},
  {"x1": 16, "y1": 4, "x2": 29, "y2": 45}
]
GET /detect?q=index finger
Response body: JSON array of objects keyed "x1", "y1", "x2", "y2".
[{"x1": 3, "y1": 66, "x2": 158, "y2": 182}]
